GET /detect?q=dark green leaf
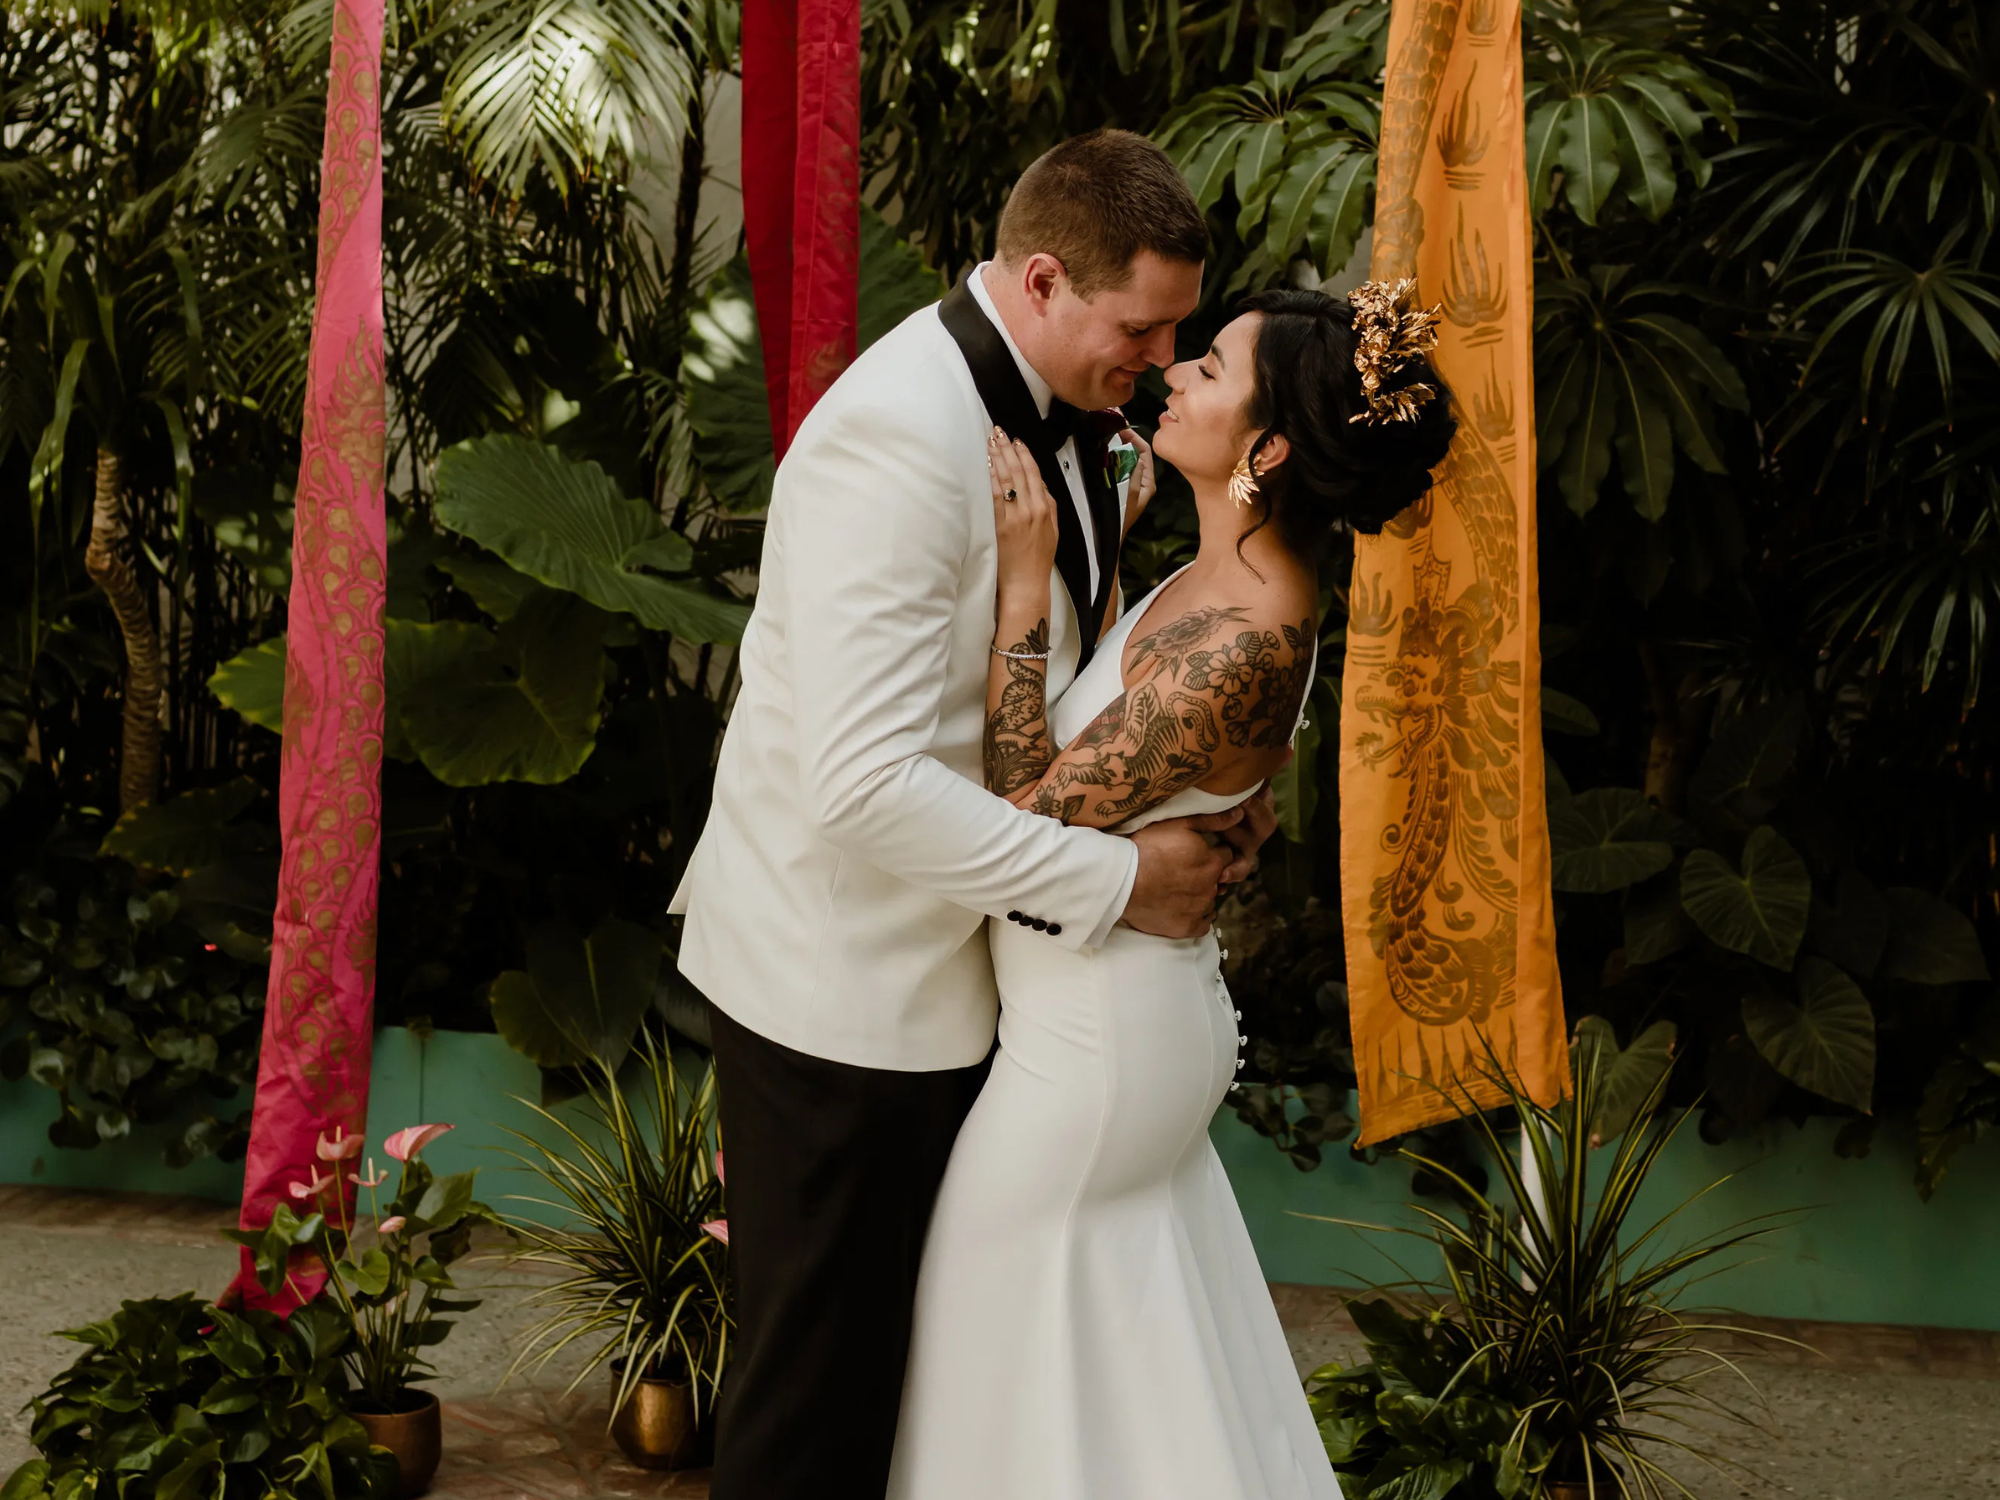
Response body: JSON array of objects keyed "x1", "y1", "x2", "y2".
[
  {"x1": 413, "y1": 1172, "x2": 476, "y2": 1231},
  {"x1": 436, "y1": 554, "x2": 545, "y2": 622},
  {"x1": 1744, "y1": 959, "x2": 1875, "y2": 1112},
  {"x1": 1877, "y1": 888, "x2": 1990, "y2": 984},
  {"x1": 434, "y1": 436, "x2": 745, "y2": 643},
  {"x1": 1572, "y1": 1014, "x2": 1677, "y2": 1144},
  {"x1": 1680, "y1": 826, "x2": 1812, "y2": 970},
  {"x1": 208, "y1": 637, "x2": 287, "y2": 733},
  {"x1": 1549, "y1": 787, "x2": 1673, "y2": 893},
  {"x1": 489, "y1": 916, "x2": 663, "y2": 1069},
  {"x1": 1559, "y1": 96, "x2": 1622, "y2": 224},
  {"x1": 387, "y1": 591, "x2": 605, "y2": 787},
  {"x1": 1689, "y1": 695, "x2": 1805, "y2": 826},
  {"x1": 1541, "y1": 686, "x2": 1600, "y2": 736},
  {"x1": 100, "y1": 781, "x2": 261, "y2": 877},
  {"x1": 1623, "y1": 871, "x2": 1695, "y2": 964},
  {"x1": 1603, "y1": 91, "x2": 1676, "y2": 220}
]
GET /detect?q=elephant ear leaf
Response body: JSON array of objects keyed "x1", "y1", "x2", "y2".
[
  {"x1": 436, "y1": 553, "x2": 542, "y2": 623},
  {"x1": 1572, "y1": 1014, "x2": 1677, "y2": 1145},
  {"x1": 1689, "y1": 695, "x2": 1804, "y2": 827},
  {"x1": 1679, "y1": 825, "x2": 1811, "y2": 969},
  {"x1": 101, "y1": 779, "x2": 263, "y2": 876},
  {"x1": 490, "y1": 917, "x2": 663, "y2": 1070},
  {"x1": 1743, "y1": 958, "x2": 1875, "y2": 1113},
  {"x1": 433, "y1": 434, "x2": 746, "y2": 643},
  {"x1": 209, "y1": 636, "x2": 288, "y2": 733},
  {"x1": 387, "y1": 590, "x2": 605, "y2": 787},
  {"x1": 1549, "y1": 786, "x2": 1673, "y2": 893},
  {"x1": 1876, "y1": 887, "x2": 1990, "y2": 985}
]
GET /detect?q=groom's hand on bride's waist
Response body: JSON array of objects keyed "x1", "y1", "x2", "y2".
[
  {"x1": 1119, "y1": 814, "x2": 1238, "y2": 939},
  {"x1": 1215, "y1": 785, "x2": 1278, "y2": 885}
]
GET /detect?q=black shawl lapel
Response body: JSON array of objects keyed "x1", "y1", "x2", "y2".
[{"x1": 938, "y1": 275, "x2": 1102, "y2": 670}]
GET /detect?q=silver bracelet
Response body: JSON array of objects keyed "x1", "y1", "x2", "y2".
[{"x1": 991, "y1": 645, "x2": 1050, "y2": 661}]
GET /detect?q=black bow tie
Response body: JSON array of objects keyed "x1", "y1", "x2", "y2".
[{"x1": 1042, "y1": 399, "x2": 1096, "y2": 451}]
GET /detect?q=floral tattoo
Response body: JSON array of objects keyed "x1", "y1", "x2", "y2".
[{"x1": 987, "y1": 604, "x2": 1314, "y2": 828}]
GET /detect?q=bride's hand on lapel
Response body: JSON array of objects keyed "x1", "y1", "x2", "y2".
[{"x1": 989, "y1": 429, "x2": 1058, "y2": 607}]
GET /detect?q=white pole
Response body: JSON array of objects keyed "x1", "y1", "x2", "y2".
[{"x1": 1518, "y1": 1118, "x2": 1550, "y2": 1289}]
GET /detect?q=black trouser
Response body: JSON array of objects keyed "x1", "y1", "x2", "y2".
[{"x1": 707, "y1": 1002, "x2": 990, "y2": 1500}]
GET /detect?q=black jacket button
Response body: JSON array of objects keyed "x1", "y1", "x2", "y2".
[
  {"x1": 1006, "y1": 911, "x2": 1023, "y2": 923},
  {"x1": 1030, "y1": 917, "x2": 1048, "y2": 931},
  {"x1": 1047, "y1": 922, "x2": 1062, "y2": 936}
]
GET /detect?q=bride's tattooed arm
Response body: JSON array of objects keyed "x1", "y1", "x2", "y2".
[
  {"x1": 1010, "y1": 606, "x2": 1313, "y2": 828},
  {"x1": 984, "y1": 617, "x2": 1054, "y2": 796}
]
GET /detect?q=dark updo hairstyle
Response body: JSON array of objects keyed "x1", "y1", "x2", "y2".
[{"x1": 1236, "y1": 286, "x2": 1457, "y2": 556}]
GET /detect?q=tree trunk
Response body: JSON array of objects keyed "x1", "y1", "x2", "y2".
[
  {"x1": 1639, "y1": 640, "x2": 1707, "y2": 815},
  {"x1": 667, "y1": 95, "x2": 708, "y2": 356},
  {"x1": 83, "y1": 448, "x2": 163, "y2": 814}
]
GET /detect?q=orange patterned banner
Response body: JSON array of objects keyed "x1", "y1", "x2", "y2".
[{"x1": 1340, "y1": 0, "x2": 1566, "y2": 1143}]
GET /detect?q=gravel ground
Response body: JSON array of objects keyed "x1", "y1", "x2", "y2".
[{"x1": 4, "y1": 1216, "x2": 1998, "y2": 1496}]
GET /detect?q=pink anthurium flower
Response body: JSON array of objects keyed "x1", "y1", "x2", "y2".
[
  {"x1": 378, "y1": 1216, "x2": 407, "y2": 1236},
  {"x1": 289, "y1": 1170, "x2": 334, "y2": 1199},
  {"x1": 315, "y1": 1125, "x2": 364, "y2": 1161},
  {"x1": 700, "y1": 1220, "x2": 729, "y2": 1246},
  {"x1": 349, "y1": 1164, "x2": 388, "y2": 1188},
  {"x1": 382, "y1": 1123, "x2": 453, "y2": 1162},
  {"x1": 714, "y1": 1150, "x2": 725, "y2": 1186}
]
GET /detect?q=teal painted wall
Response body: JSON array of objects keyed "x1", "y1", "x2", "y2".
[
  {"x1": 1214, "y1": 1103, "x2": 2000, "y2": 1331},
  {"x1": 7, "y1": 1028, "x2": 1999, "y2": 1330}
]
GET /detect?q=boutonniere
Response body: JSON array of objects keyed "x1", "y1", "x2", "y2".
[
  {"x1": 1090, "y1": 407, "x2": 1136, "y2": 488},
  {"x1": 1106, "y1": 439, "x2": 1138, "y2": 489}
]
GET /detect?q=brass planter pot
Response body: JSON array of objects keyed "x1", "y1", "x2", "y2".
[
  {"x1": 609, "y1": 1368, "x2": 707, "y2": 1471},
  {"x1": 352, "y1": 1391, "x2": 442, "y2": 1498}
]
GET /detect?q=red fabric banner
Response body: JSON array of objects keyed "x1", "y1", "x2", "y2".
[
  {"x1": 225, "y1": 0, "x2": 387, "y2": 1312},
  {"x1": 741, "y1": 0, "x2": 860, "y2": 455}
]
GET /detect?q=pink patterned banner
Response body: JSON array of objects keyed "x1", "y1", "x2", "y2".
[{"x1": 226, "y1": 0, "x2": 387, "y2": 1313}]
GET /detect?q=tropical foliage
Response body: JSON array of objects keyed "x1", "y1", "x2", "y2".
[
  {"x1": 5, "y1": 0, "x2": 2000, "y2": 1203},
  {"x1": 503, "y1": 1042, "x2": 731, "y2": 1423},
  {"x1": 228, "y1": 1122, "x2": 502, "y2": 1408},
  {"x1": 1309, "y1": 1032, "x2": 1782, "y2": 1498},
  {"x1": 1098, "y1": 0, "x2": 2000, "y2": 1198},
  {"x1": 0, "y1": 1293, "x2": 395, "y2": 1500}
]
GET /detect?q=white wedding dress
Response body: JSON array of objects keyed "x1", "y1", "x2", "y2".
[{"x1": 887, "y1": 571, "x2": 1341, "y2": 1500}]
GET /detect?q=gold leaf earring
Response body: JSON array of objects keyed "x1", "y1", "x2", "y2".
[{"x1": 1228, "y1": 452, "x2": 1260, "y2": 508}]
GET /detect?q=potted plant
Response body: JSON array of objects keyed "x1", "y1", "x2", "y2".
[
  {"x1": 229, "y1": 1122, "x2": 502, "y2": 1498},
  {"x1": 505, "y1": 1035, "x2": 731, "y2": 1470},
  {"x1": 2, "y1": 1291, "x2": 397, "y2": 1500},
  {"x1": 1307, "y1": 1021, "x2": 1796, "y2": 1499}
]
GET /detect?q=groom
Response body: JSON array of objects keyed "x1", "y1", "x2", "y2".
[{"x1": 669, "y1": 129, "x2": 1274, "y2": 1500}]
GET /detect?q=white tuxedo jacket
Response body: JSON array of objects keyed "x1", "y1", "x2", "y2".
[{"x1": 669, "y1": 298, "x2": 1139, "y2": 1072}]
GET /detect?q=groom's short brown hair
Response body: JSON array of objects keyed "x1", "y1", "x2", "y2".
[{"x1": 996, "y1": 129, "x2": 1208, "y2": 299}]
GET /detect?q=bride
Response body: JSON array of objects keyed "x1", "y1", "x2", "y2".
[{"x1": 886, "y1": 282, "x2": 1455, "y2": 1499}]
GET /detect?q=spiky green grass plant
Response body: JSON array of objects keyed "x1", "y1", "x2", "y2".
[
  {"x1": 1309, "y1": 1031, "x2": 1799, "y2": 1499},
  {"x1": 502, "y1": 1037, "x2": 730, "y2": 1424}
]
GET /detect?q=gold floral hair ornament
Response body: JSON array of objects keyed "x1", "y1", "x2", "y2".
[{"x1": 1347, "y1": 277, "x2": 1444, "y2": 425}]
